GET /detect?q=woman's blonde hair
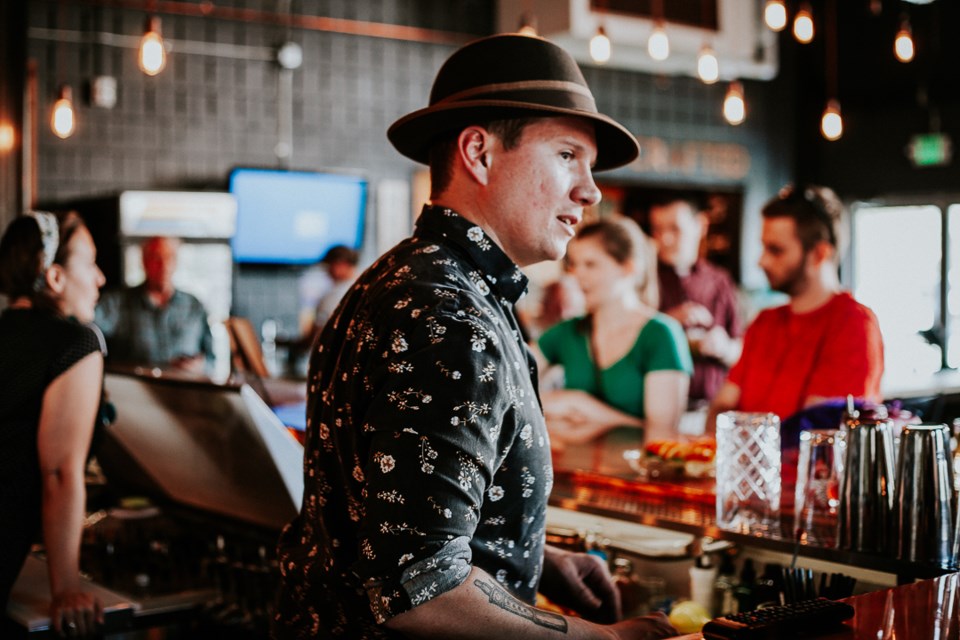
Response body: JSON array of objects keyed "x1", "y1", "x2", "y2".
[{"x1": 574, "y1": 215, "x2": 659, "y2": 308}]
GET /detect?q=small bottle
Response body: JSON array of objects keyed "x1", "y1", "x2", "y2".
[
  {"x1": 613, "y1": 557, "x2": 647, "y2": 617},
  {"x1": 754, "y1": 562, "x2": 782, "y2": 609},
  {"x1": 689, "y1": 554, "x2": 717, "y2": 617},
  {"x1": 733, "y1": 558, "x2": 756, "y2": 613},
  {"x1": 712, "y1": 551, "x2": 737, "y2": 616},
  {"x1": 261, "y1": 319, "x2": 278, "y2": 376},
  {"x1": 952, "y1": 418, "x2": 960, "y2": 493}
]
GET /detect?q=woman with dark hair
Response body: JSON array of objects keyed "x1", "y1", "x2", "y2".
[
  {"x1": 0, "y1": 211, "x2": 106, "y2": 636},
  {"x1": 538, "y1": 216, "x2": 692, "y2": 446}
]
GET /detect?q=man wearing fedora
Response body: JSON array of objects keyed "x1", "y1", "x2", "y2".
[{"x1": 275, "y1": 34, "x2": 676, "y2": 639}]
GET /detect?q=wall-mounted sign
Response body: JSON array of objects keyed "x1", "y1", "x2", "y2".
[
  {"x1": 629, "y1": 136, "x2": 751, "y2": 181},
  {"x1": 907, "y1": 133, "x2": 952, "y2": 168}
]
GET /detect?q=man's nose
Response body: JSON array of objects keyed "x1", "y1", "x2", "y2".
[{"x1": 573, "y1": 175, "x2": 601, "y2": 207}]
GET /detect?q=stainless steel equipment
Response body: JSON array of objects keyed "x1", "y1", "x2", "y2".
[
  {"x1": 895, "y1": 423, "x2": 954, "y2": 567},
  {"x1": 838, "y1": 411, "x2": 897, "y2": 554},
  {"x1": 5, "y1": 370, "x2": 303, "y2": 638}
]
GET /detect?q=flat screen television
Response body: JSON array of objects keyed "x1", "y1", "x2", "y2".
[{"x1": 229, "y1": 168, "x2": 367, "y2": 265}]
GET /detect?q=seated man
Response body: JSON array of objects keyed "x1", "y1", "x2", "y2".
[
  {"x1": 707, "y1": 185, "x2": 884, "y2": 432},
  {"x1": 95, "y1": 236, "x2": 213, "y2": 374},
  {"x1": 312, "y1": 244, "x2": 360, "y2": 331},
  {"x1": 648, "y1": 193, "x2": 742, "y2": 406}
]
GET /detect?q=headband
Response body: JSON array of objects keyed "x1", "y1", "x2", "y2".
[{"x1": 25, "y1": 211, "x2": 60, "y2": 270}]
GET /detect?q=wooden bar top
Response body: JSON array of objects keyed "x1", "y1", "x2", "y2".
[
  {"x1": 549, "y1": 426, "x2": 954, "y2": 582},
  {"x1": 668, "y1": 571, "x2": 960, "y2": 639}
]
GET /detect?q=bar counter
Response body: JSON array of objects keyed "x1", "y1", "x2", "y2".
[
  {"x1": 668, "y1": 570, "x2": 960, "y2": 639},
  {"x1": 548, "y1": 426, "x2": 954, "y2": 583}
]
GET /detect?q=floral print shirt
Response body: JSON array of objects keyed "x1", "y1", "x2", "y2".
[{"x1": 275, "y1": 206, "x2": 553, "y2": 639}]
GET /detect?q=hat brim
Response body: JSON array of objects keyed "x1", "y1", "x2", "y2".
[{"x1": 387, "y1": 100, "x2": 640, "y2": 172}]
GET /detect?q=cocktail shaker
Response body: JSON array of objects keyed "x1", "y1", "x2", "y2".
[
  {"x1": 895, "y1": 423, "x2": 954, "y2": 567},
  {"x1": 838, "y1": 410, "x2": 896, "y2": 553}
]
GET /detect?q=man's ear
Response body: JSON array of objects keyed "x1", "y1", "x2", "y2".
[
  {"x1": 810, "y1": 240, "x2": 835, "y2": 266},
  {"x1": 457, "y1": 126, "x2": 493, "y2": 186}
]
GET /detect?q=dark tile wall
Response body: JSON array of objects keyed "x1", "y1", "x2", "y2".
[{"x1": 25, "y1": 0, "x2": 793, "y2": 335}]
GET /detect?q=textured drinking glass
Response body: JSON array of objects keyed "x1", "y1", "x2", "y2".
[
  {"x1": 716, "y1": 411, "x2": 782, "y2": 534},
  {"x1": 794, "y1": 429, "x2": 845, "y2": 548}
]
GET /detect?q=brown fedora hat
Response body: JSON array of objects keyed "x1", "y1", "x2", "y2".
[{"x1": 387, "y1": 33, "x2": 639, "y2": 171}]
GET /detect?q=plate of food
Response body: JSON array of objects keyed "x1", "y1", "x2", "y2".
[{"x1": 624, "y1": 437, "x2": 717, "y2": 480}]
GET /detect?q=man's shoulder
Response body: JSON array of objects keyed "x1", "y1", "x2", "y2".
[
  {"x1": 172, "y1": 287, "x2": 203, "y2": 302},
  {"x1": 830, "y1": 291, "x2": 879, "y2": 326},
  {"x1": 361, "y1": 237, "x2": 476, "y2": 297},
  {"x1": 751, "y1": 301, "x2": 789, "y2": 323},
  {"x1": 693, "y1": 259, "x2": 736, "y2": 286},
  {"x1": 832, "y1": 290, "x2": 871, "y2": 311},
  {"x1": 334, "y1": 238, "x2": 479, "y2": 329},
  {"x1": 170, "y1": 288, "x2": 207, "y2": 310}
]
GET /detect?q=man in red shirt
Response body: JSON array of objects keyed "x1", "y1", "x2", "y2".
[{"x1": 707, "y1": 185, "x2": 884, "y2": 432}]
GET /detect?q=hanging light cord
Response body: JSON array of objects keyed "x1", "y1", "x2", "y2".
[{"x1": 825, "y1": 0, "x2": 838, "y2": 101}]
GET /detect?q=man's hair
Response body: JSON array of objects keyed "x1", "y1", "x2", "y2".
[
  {"x1": 575, "y1": 216, "x2": 659, "y2": 308},
  {"x1": 321, "y1": 244, "x2": 359, "y2": 266},
  {"x1": 761, "y1": 184, "x2": 842, "y2": 252},
  {"x1": 428, "y1": 117, "x2": 539, "y2": 196},
  {"x1": 0, "y1": 211, "x2": 86, "y2": 307},
  {"x1": 648, "y1": 190, "x2": 707, "y2": 216}
]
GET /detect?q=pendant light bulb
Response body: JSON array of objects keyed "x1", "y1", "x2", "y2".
[
  {"x1": 0, "y1": 122, "x2": 15, "y2": 152},
  {"x1": 821, "y1": 99, "x2": 843, "y2": 141},
  {"x1": 764, "y1": 0, "x2": 788, "y2": 32},
  {"x1": 894, "y1": 19, "x2": 915, "y2": 63},
  {"x1": 723, "y1": 81, "x2": 746, "y2": 126},
  {"x1": 589, "y1": 26, "x2": 611, "y2": 64},
  {"x1": 793, "y1": 3, "x2": 815, "y2": 44},
  {"x1": 51, "y1": 85, "x2": 76, "y2": 139},
  {"x1": 139, "y1": 15, "x2": 167, "y2": 76},
  {"x1": 697, "y1": 44, "x2": 719, "y2": 84},
  {"x1": 647, "y1": 21, "x2": 670, "y2": 61}
]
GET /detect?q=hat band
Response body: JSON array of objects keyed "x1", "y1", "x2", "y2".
[{"x1": 435, "y1": 80, "x2": 597, "y2": 111}]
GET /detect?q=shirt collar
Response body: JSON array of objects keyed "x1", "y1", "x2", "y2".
[
  {"x1": 658, "y1": 258, "x2": 702, "y2": 277},
  {"x1": 414, "y1": 204, "x2": 529, "y2": 304}
]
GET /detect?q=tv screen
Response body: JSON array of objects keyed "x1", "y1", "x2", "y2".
[{"x1": 229, "y1": 168, "x2": 367, "y2": 265}]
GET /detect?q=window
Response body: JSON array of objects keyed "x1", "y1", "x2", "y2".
[
  {"x1": 851, "y1": 202, "x2": 958, "y2": 394},
  {"x1": 948, "y1": 206, "x2": 960, "y2": 369}
]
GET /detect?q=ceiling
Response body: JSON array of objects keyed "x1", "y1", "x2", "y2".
[
  {"x1": 732, "y1": 0, "x2": 960, "y2": 117},
  {"x1": 497, "y1": 0, "x2": 960, "y2": 113}
]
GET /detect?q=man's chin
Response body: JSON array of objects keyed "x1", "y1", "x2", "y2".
[
  {"x1": 768, "y1": 282, "x2": 796, "y2": 297},
  {"x1": 545, "y1": 240, "x2": 572, "y2": 263}
]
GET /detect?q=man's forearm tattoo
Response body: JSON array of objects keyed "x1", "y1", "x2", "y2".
[{"x1": 474, "y1": 578, "x2": 568, "y2": 633}]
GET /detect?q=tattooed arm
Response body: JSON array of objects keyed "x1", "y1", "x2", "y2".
[{"x1": 384, "y1": 566, "x2": 676, "y2": 640}]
